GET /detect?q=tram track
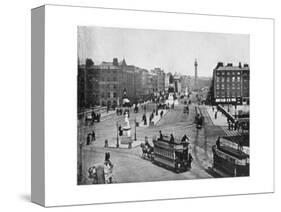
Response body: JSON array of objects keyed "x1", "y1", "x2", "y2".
[{"x1": 191, "y1": 105, "x2": 213, "y2": 171}]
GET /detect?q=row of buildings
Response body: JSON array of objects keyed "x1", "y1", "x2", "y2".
[
  {"x1": 78, "y1": 58, "x2": 249, "y2": 111},
  {"x1": 212, "y1": 62, "x2": 250, "y2": 105},
  {"x1": 78, "y1": 58, "x2": 205, "y2": 111},
  {"x1": 78, "y1": 58, "x2": 175, "y2": 110}
]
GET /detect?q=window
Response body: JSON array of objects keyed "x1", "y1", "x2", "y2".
[
  {"x1": 108, "y1": 92, "x2": 110, "y2": 98},
  {"x1": 113, "y1": 92, "x2": 117, "y2": 98},
  {"x1": 216, "y1": 77, "x2": 220, "y2": 82},
  {"x1": 221, "y1": 84, "x2": 225, "y2": 89},
  {"x1": 232, "y1": 76, "x2": 236, "y2": 82},
  {"x1": 237, "y1": 76, "x2": 241, "y2": 82},
  {"x1": 226, "y1": 77, "x2": 230, "y2": 82},
  {"x1": 226, "y1": 91, "x2": 230, "y2": 97},
  {"x1": 221, "y1": 78, "x2": 225, "y2": 82}
]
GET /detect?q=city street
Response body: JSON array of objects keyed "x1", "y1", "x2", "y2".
[{"x1": 78, "y1": 93, "x2": 228, "y2": 185}]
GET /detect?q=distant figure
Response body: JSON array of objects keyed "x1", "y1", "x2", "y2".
[
  {"x1": 181, "y1": 134, "x2": 189, "y2": 142},
  {"x1": 238, "y1": 139, "x2": 243, "y2": 152},
  {"x1": 91, "y1": 130, "x2": 96, "y2": 141},
  {"x1": 86, "y1": 133, "x2": 91, "y2": 145},
  {"x1": 159, "y1": 130, "x2": 163, "y2": 140},
  {"x1": 90, "y1": 164, "x2": 105, "y2": 184},
  {"x1": 214, "y1": 111, "x2": 218, "y2": 119},
  {"x1": 160, "y1": 110, "x2": 164, "y2": 118},
  {"x1": 104, "y1": 152, "x2": 114, "y2": 184},
  {"x1": 143, "y1": 113, "x2": 147, "y2": 125},
  {"x1": 170, "y1": 134, "x2": 175, "y2": 143},
  {"x1": 118, "y1": 126, "x2": 123, "y2": 136},
  {"x1": 216, "y1": 136, "x2": 221, "y2": 149}
]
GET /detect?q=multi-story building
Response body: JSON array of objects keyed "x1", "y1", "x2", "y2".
[
  {"x1": 78, "y1": 58, "x2": 162, "y2": 110},
  {"x1": 180, "y1": 75, "x2": 191, "y2": 94},
  {"x1": 164, "y1": 73, "x2": 171, "y2": 92},
  {"x1": 151, "y1": 67, "x2": 165, "y2": 93},
  {"x1": 77, "y1": 59, "x2": 100, "y2": 111},
  {"x1": 173, "y1": 73, "x2": 182, "y2": 93},
  {"x1": 213, "y1": 62, "x2": 250, "y2": 105}
]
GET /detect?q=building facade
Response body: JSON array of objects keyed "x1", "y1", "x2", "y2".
[
  {"x1": 213, "y1": 62, "x2": 250, "y2": 105},
  {"x1": 78, "y1": 58, "x2": 165, "y2": 111}
]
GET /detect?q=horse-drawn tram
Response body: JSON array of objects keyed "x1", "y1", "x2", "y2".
[
  {"x1": 152, "y1": 135, "x2": 192, "y2": 173},
  {"x1": 212, "y1": 136, "x2": 249, "y2": 177}
]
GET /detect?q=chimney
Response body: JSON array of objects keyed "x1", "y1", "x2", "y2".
[
  {"x1": 113, "y1": 58, "x2": 119, "y2": 66},
  {"x1": 244, "y1": 63, "x2": 249, "y2": 67},
  {"x1": 227, "y1": 63, "x2": 233, "y2": 67},
  {"x1": 216, "y1": 62, "x2": 224, "y2": 69},
  {"x1": 238, "y1": 62, "x2": 242, "y2": 68}
]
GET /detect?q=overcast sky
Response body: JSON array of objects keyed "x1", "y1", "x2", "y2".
[{"x1": 78, "y1": 26, "x2": 249, "y2": 77}]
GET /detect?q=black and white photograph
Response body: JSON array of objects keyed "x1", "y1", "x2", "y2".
[{"x1": 77, "y1": 26, "x2": 250, "y2": 185}]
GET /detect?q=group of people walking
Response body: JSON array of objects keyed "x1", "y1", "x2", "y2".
[{"x1": 86, "y1": 130, "x2": 96, "y2": 145}]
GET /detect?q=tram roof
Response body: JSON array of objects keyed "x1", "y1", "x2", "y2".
[
  {"x1": 217, "y1": 145, "x2": 249, "y2": 160},
  {"x1": 222, "y1": 135, "x2": 249, "y2": 147}
]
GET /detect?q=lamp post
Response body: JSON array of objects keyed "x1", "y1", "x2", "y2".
[{"x1": 134, "y1": 117, "x2": 137, "y2": 141}]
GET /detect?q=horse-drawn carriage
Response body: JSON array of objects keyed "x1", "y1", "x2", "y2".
[
  {"x1": 140, "y1": 135, "x2": 192, "y2": 173},
  {"x1": 85, "y1": 111, "x2": 101, "y2": 125}
]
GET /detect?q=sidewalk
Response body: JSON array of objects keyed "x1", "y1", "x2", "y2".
[
  {"x1": 100, "y1": 110, "x2": 116, "y2": 121},
  {"x1": 206, "y1": 106, "x2": 228, "y2": 126},
  {"x1": 138, "y1": 109, "x2": 169, "y2": 128}
]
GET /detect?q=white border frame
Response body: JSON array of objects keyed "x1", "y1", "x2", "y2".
[{"x1": 37, "y1": 4, "x2": 274, "y2": 207}]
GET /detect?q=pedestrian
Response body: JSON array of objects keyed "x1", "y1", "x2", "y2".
[
  {"x1": 215, "y1": 111, "x2": 217, "y2": 119},
  {"x1": 86, "y1": 133, "x2": 91, "y2": 145},
  {"x1": 181, "y1": 134, "x2": 189, "y2": 142},
  {"x1": 234, "y1": 121, "x2": 238, "y2": 131},
  {"x1": 238, "y1": 139, "x2": 243, "y2": 152},
  {"x1": 170, "y1": 134, "x2": 175, "y2": 143},
  {"x1": 159, "y1": 130, "x2": 163, "y2": 140},
  {"x1": 160, "y1": 110, "x2": 163, "y2": 118},
  {"x1": 143, "y1": 114, "x2": 147, "y2": 125},
  {"x1": 118, "y1": 125, "x2": 123, "y2": 136},
  {"x1": 92, "y1": 130, "x2": 96, "y2": 141},
  {"x1": 216, "y1": 136, "x2": 221, "y2": 149},
  {"x1": 104, "y1": 152, "x2": 114, "y2": 184}
]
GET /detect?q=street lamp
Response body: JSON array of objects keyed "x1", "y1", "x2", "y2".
[{"x1": 134, "y1": 117, "x2": 137, "y2": 141}]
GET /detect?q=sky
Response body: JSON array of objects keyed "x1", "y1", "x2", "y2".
[{"x1": 78, "y1": 26, "x2": 249, "y2": 77}]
